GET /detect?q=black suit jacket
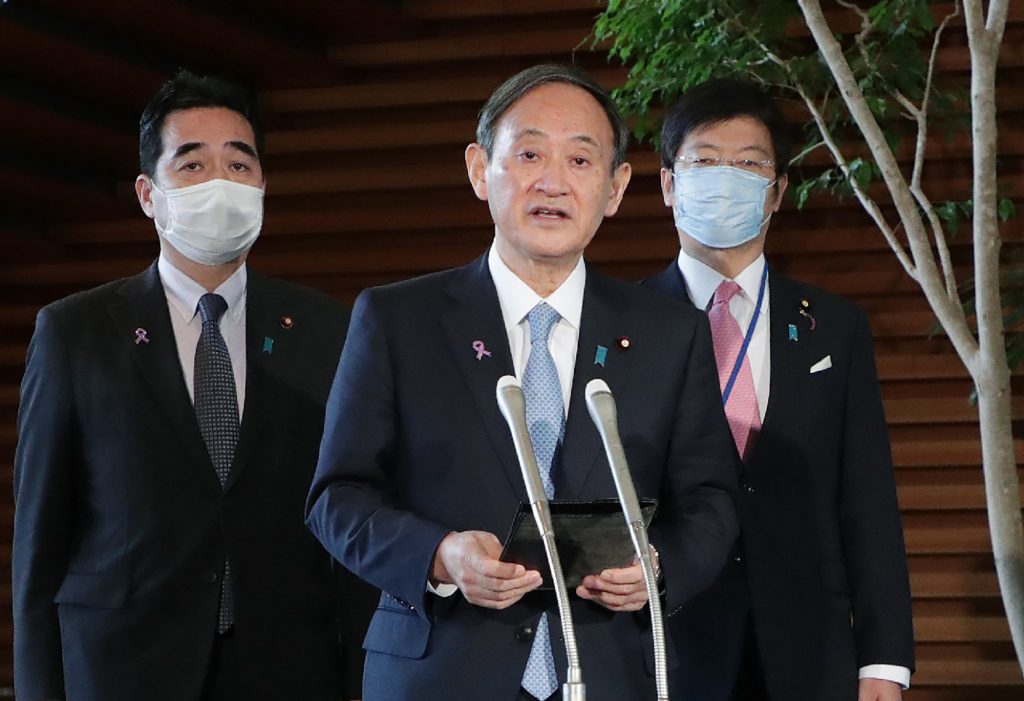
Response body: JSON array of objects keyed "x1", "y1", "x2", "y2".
[
  {"x1": 646, "y1": 262, "x2": 915, "y2": 701},
  {"x1": 13, "y1": 262, "x2": 375, "y2": 701},
  {"x1": 306, "y1": 254, "x2": 739, "y2": 701}
]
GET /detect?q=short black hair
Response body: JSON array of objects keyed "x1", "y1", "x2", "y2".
[
  {"x1": 476, "y1": 64, "x2": 630, "y2": 171},
  {"x1": 660, "y1": 79, "x2": 792, "y2": 177},
  {"x1": 139, "y1": 70, "x2": 263, "y2": 179}
]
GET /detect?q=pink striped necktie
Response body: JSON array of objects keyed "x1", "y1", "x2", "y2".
[{"x1": 708, "y1": 281, "x2": 761, "y2": 459}]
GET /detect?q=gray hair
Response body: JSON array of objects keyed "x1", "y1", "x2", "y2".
[{"x1": 475, "y1": 64, "x2": 630, "y2": 172}]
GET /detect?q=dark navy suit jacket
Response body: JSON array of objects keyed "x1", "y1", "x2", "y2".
[
  {"x1": 307, "y1": 254, "x2": 739, "y2": 701},
  {"x1": 13, "y1": 262, "x2": 374, "y2": 701},
  {"x1": 646, "y1": 262, "x2": 915, "y2": 701}
]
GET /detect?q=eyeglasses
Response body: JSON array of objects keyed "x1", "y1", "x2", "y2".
[{"x1": 674, "y1": 156, "x2": 776, "y2": 176}]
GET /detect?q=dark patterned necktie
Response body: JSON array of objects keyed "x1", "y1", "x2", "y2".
[{"x1": 195, "y1": 293, "x2": 238, "y2": 633}]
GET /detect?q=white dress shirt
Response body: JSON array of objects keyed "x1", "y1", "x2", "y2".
[
  {"x1": 488, "y1": 244, "x2": 584, "y2": 413},
  {"x1": 675, "y1": 249, "x2": 910, "y2": 690},
  {"x1": 158, "y1": 254, "x2": 247, "y2": 418},
  {"x1": 429, "y1": 245, "x2": 586, "y2": 599}
]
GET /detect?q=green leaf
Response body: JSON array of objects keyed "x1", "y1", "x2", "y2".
[{"x1": 998, "y1": 197, "x2": 1017, "y2": 222}]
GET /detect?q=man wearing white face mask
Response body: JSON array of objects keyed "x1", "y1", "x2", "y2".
[
  {"x1": 13, "y1": 71, "x2": 374, "y2": 701},
  {"x1": 644, "y1": 80, "x2": 914, "y2": 701}
]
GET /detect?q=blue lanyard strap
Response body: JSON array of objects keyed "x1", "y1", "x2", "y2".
[{"x1": 721, "y1": 264, "x2": 768, "y2": 406}]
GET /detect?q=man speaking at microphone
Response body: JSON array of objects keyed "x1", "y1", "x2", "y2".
[{"x1": 307, "y1": 64, "x2": 738, "y2": 701}]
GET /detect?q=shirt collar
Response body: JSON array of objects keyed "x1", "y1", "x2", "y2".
[
  {"x1": 487, "y1": 243, "x2": 585, "y2": 331},
  {"x1": 676, "y1": 248, "x2": 765, "y2": 310},
  {"x1": 158, "y1": 253, "x2": 247, "y2": 324}
]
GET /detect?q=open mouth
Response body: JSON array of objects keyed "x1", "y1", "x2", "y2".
[{"x1": 530, "y1": 206, "x2": 570, "y2": 220}]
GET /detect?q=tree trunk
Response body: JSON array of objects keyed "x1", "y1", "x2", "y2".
[
  {"x1": 965, "y1": 0, "x2": 1024, "y2": 670},
  {"x1": 976, "y1": 372, "x2": 1024, "y2": 668},
  {"x1": 798, "y1": 0, "x2": 1024, "y2": 672}
]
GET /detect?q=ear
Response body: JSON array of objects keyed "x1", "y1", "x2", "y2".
[
  {"x1": 135, "y1": 175, "x2": 156, "y2": 219},
  {"x1": 465, "y1": 143, "x2": 489, "y2": 201},
  {"x1": 659, "y1": 167, "x2": 674, "y2": 208},
  {"x1": 602, "y1": 161, "x2": 632, "y2": 217},
  {"x1": 770, "y1": 173, "x2": 789, "y2": 212}
]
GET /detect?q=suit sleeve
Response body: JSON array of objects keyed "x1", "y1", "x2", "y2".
[
  {"x1": 306, "y1": 289, "x2": 450, "y2": 620},
  {"x1": 839, "y1": 309, "x2": 915, "y2": 671},
  {"x1": 13, "y1": 308, "x2": 73, "y2": 700},
  {"x1": 653, "y1": 312, "x2": 740, "y2": 613}
]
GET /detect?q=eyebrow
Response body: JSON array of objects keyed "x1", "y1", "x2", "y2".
[
  {"x1": 228, "y1": 140, "x2": 260, "y2": 161},
  {"x1": 170, "y1": 141, "x2": 260, "y2": 161},
  {"x1": 688, "y1": 142, "x2": 772, "y2": 157},
  {"x1": 514, "y1": 128, "x2": 602, "y2": 150}
]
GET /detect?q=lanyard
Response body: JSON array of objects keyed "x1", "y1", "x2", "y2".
[{"x1": 721, "y1": 264, "x2": 768, "y2": 407}]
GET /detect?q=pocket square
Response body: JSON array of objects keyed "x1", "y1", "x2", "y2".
[{"x1": 810, "y1": 355, "x2": 832, "y2": 374}]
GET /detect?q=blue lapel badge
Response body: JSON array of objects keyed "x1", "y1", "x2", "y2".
[
  {"x1": 594, "y1": 345, "x2": 608, "y2": 367},
  {"x1": 263, "y1": 336, "x2": 274, "y2": 354},
  {"x1": 788, "y1": 324, "x2": 798, "y2": 342}
]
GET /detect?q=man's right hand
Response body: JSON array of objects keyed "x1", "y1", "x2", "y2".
[{"x1": 431, "y1": 531, "x2": 542, "y2": 609}]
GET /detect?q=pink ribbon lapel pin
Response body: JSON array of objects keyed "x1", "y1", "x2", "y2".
[{"x1": 472, "y1": 340, "x2": 492, "y2": 360}]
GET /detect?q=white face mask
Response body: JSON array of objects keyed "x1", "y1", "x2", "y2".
[
  {"x1": 671, "y1": 166, "x2": 775, "y2": 249},
  {"x1": 150, "y1": 178, "x2": 264, "y2": 266}
]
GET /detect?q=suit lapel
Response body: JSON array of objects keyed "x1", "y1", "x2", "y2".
[
  {"x1": 644, "y1": 261, "x2": 689, "y2": 301},
  {"x1": 108, "y1": 262, "x2": 220, "y2": 489},
  {"x1": 441, "y1": 256, "x2": 524, "y2": 498},
  {"x1": 559, "y1": 269, "x2": 633, "y2": 498},
  {"x1": 748, "y1": 270, "x2": 813, "y2": 467},
  {"x1": 227, "y1": 272, "x2": 299, "y2": 490}
]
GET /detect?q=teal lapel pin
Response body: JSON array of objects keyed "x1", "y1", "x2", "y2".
[
  {"x1": 594, "y1": 345, "x2": 608, "y2": 367},
  {"x1": 788, "y1": 324, "x2": 798, "y2": 342},
  {"x1": 263, "y1": 336, "x2": 274, "y2": 354}
]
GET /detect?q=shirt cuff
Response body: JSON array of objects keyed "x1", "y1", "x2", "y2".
[
  {"x1": 426, "y1": 581, "x2": 458, "y2": 597},
  {"x1": 859, "y1": 664, "x2": 911, "y2": 690}
]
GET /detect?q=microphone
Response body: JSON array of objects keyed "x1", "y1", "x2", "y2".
[
  {"x1": 496, "y1": 376, "x2": 585, "y2": 701},
  {"x1": 585, "y1": 379, "x2": 669, "y2": 701}
]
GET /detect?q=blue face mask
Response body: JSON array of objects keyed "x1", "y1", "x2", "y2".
[{"x1": 671, "y1": 166, "x2": 776, "y2": 249}]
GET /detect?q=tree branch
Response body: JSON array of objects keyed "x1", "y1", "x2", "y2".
[
  {"x1": 796, "y1": 0, "x2": 977, "y2": 364},
  {"x1": 892, "y1": 3, "x2": 961, "y2": 302},
  {"x1": 789, "y1": 138, "x2": 826, "y2": 167},
  {"x1": 725, "y1": 14, "x2": 917, "y2": 279},
  {"x1": 836, "y1": 0, "x2": 874, "y2": 67}
]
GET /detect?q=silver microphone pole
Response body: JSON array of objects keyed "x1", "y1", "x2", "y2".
[
  {"x1": 585, "y1": 379, "x2": 669, "y2": 701},
  {"x1": 496, "y1": 375, "x2": 585, "y2": 701}
]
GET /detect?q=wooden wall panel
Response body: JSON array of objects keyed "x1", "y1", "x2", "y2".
[{"x1": 0, "y1": 0, "x2": 1020, "y2": 696}]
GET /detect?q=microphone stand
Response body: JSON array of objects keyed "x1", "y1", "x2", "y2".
[
  {"x1": 497, "y1": 376, "x2": 585, "y2": 701},
  {"x1": 585, "y1": 379, "x2": 669, "y2": 701}
]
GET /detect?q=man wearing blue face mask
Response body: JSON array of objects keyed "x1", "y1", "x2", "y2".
[
  {"x1": 644, "y1": 80, "x2": 914, "y2": 701},
  {"x1": 12, "y1": 70, "x2": 374, "y2": 701}
]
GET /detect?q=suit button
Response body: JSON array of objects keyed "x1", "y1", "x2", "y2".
[
  {"x1": 733, "y1": 554, "x2": 743, "y2": 564},
  {"x1": 515, "y1": 625, "x2": 535, "y2": 642},
  {"x1": 203, "y1": 571, "x2": 220, "y2": 583},
  {"x1": 743, "y1": 483, "x2": 756, "y2": 494}
]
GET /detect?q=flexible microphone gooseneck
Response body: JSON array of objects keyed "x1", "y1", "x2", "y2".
[
  {"x1": 496, "y1": 375, "x2": 585, "y2": 701},
  {"x1": 585, "y1": 378, "x2": 669, "y2": 701}
]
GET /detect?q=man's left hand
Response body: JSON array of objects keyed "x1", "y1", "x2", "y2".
[
  {"x1": 576, "y1": 563, "x2": 647, "y2": 611},
  {"x1": 858, "y1": 678, "x2": 902, "y2": 701}
]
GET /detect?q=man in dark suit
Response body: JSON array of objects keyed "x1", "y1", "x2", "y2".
[
  {"x1": 646, "y1": 79, "x2": 915, "y2": 701},
  {"x1": 13, "y1": 71, "x2": 372, "y2": 701},
  {"x1": 306, "y1": 64, "x2": 739, "y2": 701}
]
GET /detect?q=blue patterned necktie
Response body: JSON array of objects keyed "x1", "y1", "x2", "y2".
[
  {"x1": 195, "y1": 293, "x2": 238, "y2": 633},
  {"x1": 520, "y1": 302, "x2": 564, "y2": 700}
]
